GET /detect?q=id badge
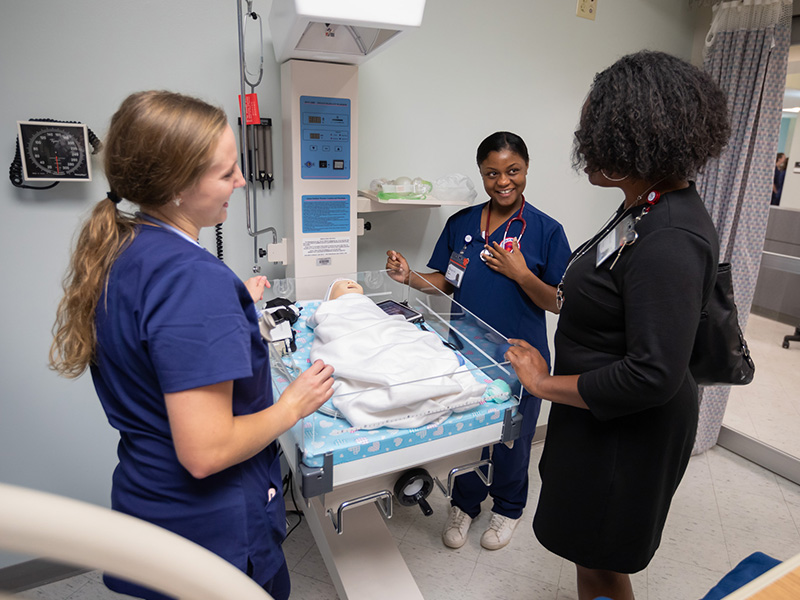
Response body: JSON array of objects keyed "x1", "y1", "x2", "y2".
[
  {"x1": 596, "y1": 214, "x2": 635, "y2": 266},
  {"x1": 445, "y1": 251, "x2": 469, "y2": 288}
]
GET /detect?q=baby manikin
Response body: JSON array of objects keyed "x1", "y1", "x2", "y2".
[{"x1": 306, "y1": 279, "x2": 487, "y2": 429}]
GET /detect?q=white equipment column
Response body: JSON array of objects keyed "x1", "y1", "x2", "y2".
[{"x1": 281, "y1": 59, "x2": 358, "y2": 294}]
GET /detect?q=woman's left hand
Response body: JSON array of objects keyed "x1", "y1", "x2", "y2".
[
  {"x1": 484, "y1": 239, "x2": 529, "y2": 282},
  {"x1": 244, "y1": 276, "x2": 270, "y2": 303},
  {"x1": 505, "y1": 338, "x2": 550, "y2": 397}
]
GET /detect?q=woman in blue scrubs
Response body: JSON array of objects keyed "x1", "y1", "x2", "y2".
[
  {"x1": 50, "y1": 91, "x2": 335, "y2": 600},
  {"x1": 386, "y1": 131, "x2": 570, "y2": 551}
]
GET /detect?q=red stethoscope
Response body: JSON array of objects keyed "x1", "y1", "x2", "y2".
[{"x1": 480, "y1": 198, "x2": 526, "y2": 262}]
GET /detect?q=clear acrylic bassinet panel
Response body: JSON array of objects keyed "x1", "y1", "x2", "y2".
[{"x1": 263, "y1": 270, "x2": 521, "y2": 466}]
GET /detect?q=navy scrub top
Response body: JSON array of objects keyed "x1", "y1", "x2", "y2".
[
  {"x1": 91, "y1": 224, "x2": 285, "y2": 597},
  {"x1": 428, "y1": 200, "x2": 570, "y2": 365}
]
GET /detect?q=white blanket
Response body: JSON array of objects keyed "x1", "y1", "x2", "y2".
[{"x1": 307, "y1": 294, "x2": 486, "y2": 429}]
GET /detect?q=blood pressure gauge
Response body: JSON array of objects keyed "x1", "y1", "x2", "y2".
[{"x1": 16, "y1": 121, "x2": 93, "y2": 182}]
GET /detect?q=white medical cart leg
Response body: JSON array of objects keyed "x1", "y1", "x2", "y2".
[{"x1": 302, "y1": 495, "x2": 424, "y2": 600}]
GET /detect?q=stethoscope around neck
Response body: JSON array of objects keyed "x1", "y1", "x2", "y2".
[{"x1": 480, "y1": 199, "x2": 526, "y2": 262}]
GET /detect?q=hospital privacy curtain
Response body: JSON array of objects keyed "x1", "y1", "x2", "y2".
[{"x1": 693, "y1": 0, "x2": 792, "y2": 453}]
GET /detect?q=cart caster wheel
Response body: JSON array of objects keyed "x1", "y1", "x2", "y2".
[{"x1": 783, "y1": 341, "x2": 790, "y2": 349}]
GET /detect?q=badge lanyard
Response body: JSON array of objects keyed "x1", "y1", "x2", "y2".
[
  {"x1": 444, "y1": 199, "x2": 528, "y2": 288},
  {"x1": 555, "y1": 189, "x2": 661, "y2": 310},
  {"x1": 601, "y1": 190, "x2": 661, "y2": 270},
  {"x1": 480, "y1": 200, "x2": 526, "y2": 262},
  {"x1": 444, "y1": 234, "x2": 472, "y2": 288}
]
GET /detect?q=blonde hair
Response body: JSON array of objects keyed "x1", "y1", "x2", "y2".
[{"x1": 49, "y1": 91, "x2": 228, "y2": 377}]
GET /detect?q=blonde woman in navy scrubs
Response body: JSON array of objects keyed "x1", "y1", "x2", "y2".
[
  {"x1": 50, "y1": 91, "x2": 334, "y2": 600},
  {"x1": 386, "y1": 131, "x2": 570, "y2": 551}
]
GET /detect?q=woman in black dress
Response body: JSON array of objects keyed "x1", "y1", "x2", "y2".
[{"x1": 505, "y1": 51, "x2": 730, "y2": 600}]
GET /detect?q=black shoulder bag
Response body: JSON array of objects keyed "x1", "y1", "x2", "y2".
[{"x1": 689, "y1": 263, "x2": 755, "y2": 386}]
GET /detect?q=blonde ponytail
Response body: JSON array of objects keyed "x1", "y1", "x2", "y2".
[
  {"x1": 49, "y1": 90, "x2": 227, "y2": 378},
  {"x1": 49, "y1": 199, "x2": 137, "y2": 377}
]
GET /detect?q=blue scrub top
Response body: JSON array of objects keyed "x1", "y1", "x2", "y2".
[
  {"x1": 428, "y1": 200, "x2": 570, "y2": 366},
  {"x1": 91, "y1": 224, "x2": 285, "y2": 596}
]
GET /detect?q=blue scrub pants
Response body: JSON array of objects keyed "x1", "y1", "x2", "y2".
[{"x1": 451, "y1": 394, "x2": 541, "y2": 520}]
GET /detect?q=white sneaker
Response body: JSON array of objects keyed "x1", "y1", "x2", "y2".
[
  {"x1": 442, "y1": 506, "x2": 473, "y2": 548},
  {"x1": 480, "y1": 513, "x2": 519, "y2": 550}
]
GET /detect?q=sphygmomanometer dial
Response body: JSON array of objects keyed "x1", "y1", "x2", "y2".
[{"x1": 17, "y1": 121, "x2": 92, "y2": 182}]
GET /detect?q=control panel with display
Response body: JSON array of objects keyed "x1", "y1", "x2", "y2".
[{"x1": 300, "y1": 95, "x2": 350, "y2": 180}]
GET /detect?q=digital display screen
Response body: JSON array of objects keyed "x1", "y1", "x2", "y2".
[
  {"x1": 377, "y1": 300, "x2": 423, "y2": 322},
  {"x1": 308, "y1": 116, "x2": 322, "y2": 124},
  {"x1": 310, "y1": 133, "x2": 321, "y2": 140}
]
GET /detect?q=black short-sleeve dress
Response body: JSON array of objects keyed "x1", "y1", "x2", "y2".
[{"x1": 533, "y1": 183, "x2": 719, "y2": 573}]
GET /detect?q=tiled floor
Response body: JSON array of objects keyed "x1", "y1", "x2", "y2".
[
  {"x1": 15, "y1": 441, "x2": 800, "y2": 600},
  {"x1": 724, "y1": 313, "x2": 800, "y2": 458}
]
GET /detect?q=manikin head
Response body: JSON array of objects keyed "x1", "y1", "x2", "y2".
[{"x1": 326, "y1": 279, "x2": 364, "y2": 300}]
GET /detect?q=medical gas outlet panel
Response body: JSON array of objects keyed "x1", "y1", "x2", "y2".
[{"x1": 300, "y1": 96, "x2": 350, "y2": 180}]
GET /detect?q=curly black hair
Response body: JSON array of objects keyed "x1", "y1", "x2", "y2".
[{"x1": 573, "y1": 50, "x2": 730, "y2": 181}]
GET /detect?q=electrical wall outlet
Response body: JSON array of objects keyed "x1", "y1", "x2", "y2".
[{"x1": 576, "y1": 0, "x2": 596, "y2": 20}]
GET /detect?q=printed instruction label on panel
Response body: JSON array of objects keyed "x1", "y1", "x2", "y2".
[
  {"x1": 302, "y1": 195, "x2": 350, "y2": 233},
  {"x1": 302, "y1": 237, "x2": 351, "y2": 257},
  {"x1": 301, "y1": 194, "x2": 351, "y2": 257}
]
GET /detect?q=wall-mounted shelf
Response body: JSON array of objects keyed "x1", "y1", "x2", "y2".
[{"x1": 356, "y1": 191, "x2": 470, "y2": 213}]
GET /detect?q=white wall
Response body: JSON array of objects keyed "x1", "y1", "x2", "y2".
[
  {"x1": 357, "y1": 1, "x2": 702, "y2": 271},
  {"x1": 0, "y1": 0, "x2": 702, "y2": 568}
]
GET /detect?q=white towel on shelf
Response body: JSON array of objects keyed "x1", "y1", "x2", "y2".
[{"x1": 307, "y1": 294, "x2": 486, "y2": 429}]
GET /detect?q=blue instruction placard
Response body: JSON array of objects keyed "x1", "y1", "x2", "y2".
[{"x1": 302, "y1": 195, "x2": 351, "y2": 233}]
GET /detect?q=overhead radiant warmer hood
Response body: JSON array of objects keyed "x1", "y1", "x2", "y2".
[{"x1": 268, "y1": 0, "x2": 425, "y2": 65}]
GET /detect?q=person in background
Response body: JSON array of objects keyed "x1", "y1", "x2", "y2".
[
  {"x1": 505, "y1": 51, "x2": 729, "y2": 600},
  {"x1": 386, "y1": 131, "x2": 570, "y2": 551},
  {"x1": 772, "y1": 152, "x2": 788, "y2": 206},
  {"x1": 49, "y1": 90, "x2": 334, "y2": 600}
]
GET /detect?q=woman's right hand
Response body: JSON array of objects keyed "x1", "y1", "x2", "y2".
[
  {"x1": 505, "y1": 339, "x2": 587, "y2": 409},
  {"x1": 505, "y1": 338, "x2": 550, "y2": 397},
  {"x1": 386, "y1": 250, "x2": 410, "y2": 284},
  {"x1": 281, "y1": 359, "x2": 335, "y2": 421},
  {"x1": 244, "y1": 275, "x2": 270, "y2": 303}
]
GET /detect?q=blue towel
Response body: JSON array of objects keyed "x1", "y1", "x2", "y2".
[{"x1": 700, "y1": 551, "x2": 781, "y2": 600}]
